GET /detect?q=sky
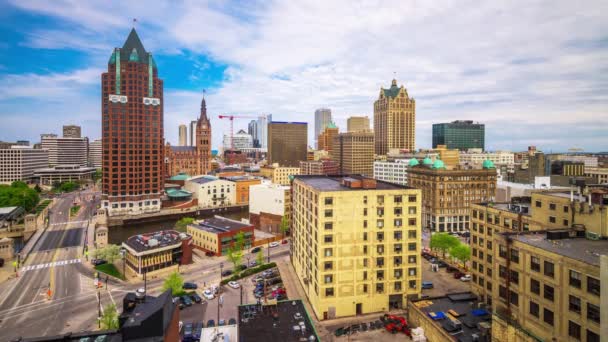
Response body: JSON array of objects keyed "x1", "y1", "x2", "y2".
[{"x1": 0, "y1": 0, "x2": 607, "y2": 152}]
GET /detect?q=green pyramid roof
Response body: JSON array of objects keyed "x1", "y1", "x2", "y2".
[
  {"x1": 482, "y1": 159, "x2": 496, "y2": 169},
  {"x1": 326, "y1": 121, "x2": 337, "y2": 129},
  {"x1": 408, "y1": 158, "x2": 419, "y2": 167},
  {"x1": 422, "y1": 157, "x2": 433, "y2": 165}
]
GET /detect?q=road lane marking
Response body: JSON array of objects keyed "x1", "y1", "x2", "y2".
[{"x1": 20, "y1": 259, "x2": 82, "y2": 273}]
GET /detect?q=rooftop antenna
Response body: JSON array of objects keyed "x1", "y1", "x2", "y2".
[{"x1": 132, "y1": 18, "x2": 138, "y2": 28}]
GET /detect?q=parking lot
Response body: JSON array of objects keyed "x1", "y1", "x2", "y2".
[{"x1": 420, "y1": 254, "x2": 471, "y2": 297}]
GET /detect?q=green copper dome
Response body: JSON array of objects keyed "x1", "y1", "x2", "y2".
[
  {"x1": 422, "y1": 157, "x2": 433, "y2": 166},
  {"x1": 482, "y1": 159, "x2": 496, "y2": 169},
  {"x1": 432, "y1": 159, "x2": 445, "y2": 169},
  {"x1": 326, "y1": 121, "x2": 337, "y2": 129},
  {"x1": 408, "y1": 158, "x2": 420, "y2": 167},
  {"x1": 288, "y1": 175, "x2": 295, "y2": 182}
]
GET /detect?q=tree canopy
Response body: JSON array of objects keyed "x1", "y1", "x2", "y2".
[
  {"x1": 227, "y1": 232, "x2": 246, "y2": 271},
  {"x1": 429, "y1": 233, "x2": 460, "y2": 258},
  {"x1": 0, "y1": 181, "x2": 40, "y2": 212},
  {"x1": 162, "y1": 271, "x2": 184, "y2": 296},
  {"x1": 256, "y1": 249, "x2": 264, "y2": 265},
  {"x1": 93, "y1": 244, "x2": 122, "y2": 263},
  {"x1": 175, "y1": 217, "x2": 195, "y2": 232},
  {"x1": 450, "y1": 243, "x2": 471, "y2": 267},
  {"x1": 100, "y1": 303, "x2": 119, "y2": 330},
  {"x1": 280, "y1": 215, "x2": 289, "y2": 238},
  {"x1": 53, "y1": 181, "x2": 79, "y2": 193}
]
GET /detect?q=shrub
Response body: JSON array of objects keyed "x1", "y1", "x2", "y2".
[{"x1": 220, "y1": 262, "x2": 277, "y2": 285}]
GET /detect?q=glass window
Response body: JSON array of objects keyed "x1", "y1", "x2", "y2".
[
  {"x1": 568, "y1": 295, "x2": 581, "y2": 313},
  {"x1": 587, "y1": 276, "x2": 600, "y2": 296},
  {"x1": 568, "y1": 321, "x2": 580, "y2": 340},
  {"x1": 587, "y1": 303, "x2": 600, "y2": 323},
  {"x1": 544, "y1": 284, "x2": 554, "y2": 301},
  {"x1": 569, "y1": 270, "x2": 581, "y2": 288},
  {"x1": 543, "y1": 308, "x2": 554, "y2": 326},
  {"x1": 544, "y1": 261, "x2": 554, "y2": 278},
  {"x1": 529, "y1": 301, "x2": 539, "y2": 317},
  {"x1": 530, "y1": 278, "x2": 540, "y2": 295}
]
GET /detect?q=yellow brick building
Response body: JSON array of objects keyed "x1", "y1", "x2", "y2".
[
  {"x1": 291, "y1": 175, "x2": 422, "y2": 320},
  {"x1": 260, "y1": 166, "x2": 300, "y2": 185}
]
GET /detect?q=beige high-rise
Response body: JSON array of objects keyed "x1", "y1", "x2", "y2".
[
  {"x1": 347, "y1": 116, "x2": 370, "y2": 132},
  {"x1": 374, "y1": 79, "x2": 416, "y2": 155},
  {"x1": 178, "y1": 124, "x2": 188, "y2": 146},
  {"x1": 331, "y1": 131, "x2": 374, "y2": 176}
]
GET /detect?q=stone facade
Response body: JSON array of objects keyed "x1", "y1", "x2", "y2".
[{"x1": 374, "y1": 78, "x2": 416, "y2": 155}]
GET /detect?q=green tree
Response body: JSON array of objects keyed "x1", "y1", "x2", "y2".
[
  {"x1": 279, "y1": 215, "x2": 289, "y2": 238},
  {"x1": 234, "y1": 231, "x2": 245, "y2": 250},
  {"x1": 226, "y1": 246, "x2": 243, "y2": 272},
  {"x1": 256, "y1": 249, "x2": 264, "y2": 266},
  {"x1": 175, "y1": 217, "x2": 195, "y2": 232},
  {"x1": 0, "y1": 182, "x2": 40, "y2": 212},
  {"x1": 100, "y1": 303, "x2": 119, "y2": 330},
  {"x1": 93, "y1": 244, "x2": 122, "y2": 263},
  {"x1": 429, "y1": 233, "x2": 460, "y2": 259},
  {"x1": 53, "y1": 181, "x2": 79, "y2": 193},
  {"x1": 93, "y1": 169, "x2": 103, "y2": 182},
  {"x1": 450, "y1": 243, "x2": 471, "y2": 268},
  {"x1": 162, "y1": 271, "x2": 184, "y2": 296}
]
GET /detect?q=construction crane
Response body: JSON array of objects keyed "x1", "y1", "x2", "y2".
[{"x1": 218, "y1": 114, "x2": 263, "y2": 150}]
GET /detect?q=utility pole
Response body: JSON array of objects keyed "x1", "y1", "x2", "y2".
[
  {"x1": 218, "y1": 262, "x2": 223, "y2": 324},
  {"x1": 267, "y1": 242, "x2": 270, "y2": 263},
  {"x1": 97, "y1": 289, "x2": 101, "y2": 328}
]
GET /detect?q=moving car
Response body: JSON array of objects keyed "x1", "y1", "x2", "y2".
[
  {"x1": 251, "y1": 247, "x2": 262, "y2": 254},
  {"x1": 269, "y1": 241, "x2": 280, "y2": 248},
  {"x1": 183, "y1": 282, "x2": 198, "y2": 290},
  {"x1": 228, "y1": 281, "x2": 240, "y2": 289},
  {"x1": 421, "y1": 281, "x2": 434, "y2": 289},
  {"x1": 460, "y1": 274, "x2": 472, "y2": 282},
  {"x1": 248, "y1": 260, "x2": 258, "y2": 267},
  {"x1": 91, "y1": 259, "x2": 107, "y2": 266},
  {"x1": 190, "y1": 293, "x2": 202, "y2": 303},
  {"x1": 203, "y1": 289, "x2": 215, "y2": 300}
]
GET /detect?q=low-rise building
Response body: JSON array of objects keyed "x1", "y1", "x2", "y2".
[
  {"x1": 299, "y1": 159, "x2": 339, "y2": 175},
  {"x1": 0, "y1": 146, "x2": 49, "y2": 184},
  {"x1": 407, "y1": 158, "x2": 497, "y2": 232},
  {"x1": 259, "y1": 166, "x2": 300, "y2": 185},
  {"x1": 584, "y1": 167, "x2": 608, "y2": 184},
  {"x1": 373, "y1": 159, "x2": 411, "y2": 186},
  {"x1": 222, "y1": 176, "x2": 262, "y2": 205},
  {"x1": 291, "y1": 175, "x2": 422, "y2": 319},
  {"x1": 460, "y1": 150, "x2": 515, "y2": 168},
  {"x1": 0, "y1": 206, "x2": 25, "y2": 232},
  {"x1": 187, "y1": 216, "x2": 254, "y2": 256},
  {"x1": 249, "y1": 183, "x2": 291, "y2": 234},
  {"x1": 184, "y1": 175, "x2": 236, "y2": 208},
  {"x1": 34, "y1": 164, "x2": 96, "y2": 186},
  {"x1": 237, "y1": 300, "x2": 319, "y2": 341},
  {"x1": 122, "y1": 230, "x2": 192, "y2": 277},
  {"x1": 88, "y1": 139, "x2": 102, "y2": 169}
]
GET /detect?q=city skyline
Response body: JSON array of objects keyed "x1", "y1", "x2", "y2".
[{"x1": 1, "y1": 2, "x2": 607, "y2": 151}]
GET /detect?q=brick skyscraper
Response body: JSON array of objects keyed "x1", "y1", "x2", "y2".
[{"x1": 101, "y1": 29, "x2": 164, "y2": 216}]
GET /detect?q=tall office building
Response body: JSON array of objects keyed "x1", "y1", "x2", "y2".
[
  {"x1": 257, "y1": 114, "x2": 271, "y2": 149},
  {"x1": 432, "y1": 120, "x2": 485, "y2": 151},
  {"x1": 331, "y1": 131, "x2": 375, "y2": 176},
  {"x1": 62, "y1": 125, "x2": 82, "y2": 138},
  {"x1": 178, "y1": 124, "x2": 188, "y2": 146},
  {"x1": 374, "y1": 79, "x2": 416, "y2": 155},
  {"x1": 40, "y1": 133, "x2": 89, "y2": 166},
  {"x1": 268, "y1": 122, "x2": 307, "y2": 167},
  {"x1": 347, "y1": 116, "x2": 370, "y2": 132},
  {"x1": 101, "y1": 28, "x2": 164, "y2": 216},
  {"x1": 317, "y1": 122, "x2": 339, "y2": 152},
  {"x1": 407, "y1": 158, "x2": 497, "y2": 231},
  {"x1": 88, "y1": 139, "x2": 102, "y2": 169},
  {"x1": 248, "y1": 120, "x2": 259, "y2": 148},
  {"x1": 291, "y1": 175, "x2": 422, "y2": 319},
  {"x1": 315, "y1": 108, "x2": 332, "y2": 148},
  {"x1": 0, "y1": 146, "x2": 48, "y2": 184},
  {"x1": 189, "y1": 120, "x2": 197, "y2": 146}
]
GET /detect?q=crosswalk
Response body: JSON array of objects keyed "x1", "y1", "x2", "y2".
[{"x1": 21, "y1": 259, "x2": 82, "y2": 272}]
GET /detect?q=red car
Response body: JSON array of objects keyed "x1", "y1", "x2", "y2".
[
  {"x1": 281, "y1": 240, "x2": 289, "y2": 244},
  {"x1": 453, "y1": 271, "x2": 465, "y2": 279}
]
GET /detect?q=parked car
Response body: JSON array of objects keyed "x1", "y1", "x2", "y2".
[
  {"x1": 252, "y1": 276, "x2": 264, "y2": 283},
  {"x1": 221, "y1": 269, "x2": 233, "y2": 277},
  {"x1": 183, "y1": 282, "x2": 198, "y2": 290},
  {"x1": 219, "y1": 319, "x2": 226, "y2": 326},
  {"x1": 437, "y1": 260, "x2": 448, "y2": 268},
  {"x1": 269, "y1": 241, "x2": 280, "y2": 248},
  {"x1": 421, "y1": 281, "x2": 434, "y2": 289},
  {"x1": 173, "y1": 297, "x2": 185, "y2": 310},
  {"x1": 180, "y1": 295, "x2": 193, "y2": 307},
  {"x1": 206, "y1": 319, "x2": 215, "y2": 327},
  {"x1": 228, "y1": 281, "x2": 240, "y2": 289},
  {"x1": 460, "y1": 274, "x2": 472, "y2": 282},
  {"x1": 248, "y1": 260, "x2": 258, "y2": 267},
  {"x1": 251, "y1": 247, "x2": 262, "y2": 254},
  {"x1": 211, "y1": 285, "x2": 220, "y2": 294},
  {"x1": 91, "y1": 259, "x2": 107, "y2": 266},
  {"x1": 281, "y1": 239, "x2": 288, "y2": 244},
  {"x1": 446, "y1": 266, "x2": 458, "y2": 273},
  {"x1": 228, "y1": 318, "x2": 237, "y2": 325},
  {"x1": 453, "y1": 271, "x2": 465, "y2": 279},
  {"x1": 190, "y1": 293, "x2": 202, "y2": 303},
  {"x1": 203, "y1": 289, "x2": 215, "y2": 300},
  {"x1": 205, "y1": 251, "x2": 215, "y2": 257},
  {"x1": 193, "y1": 322, "x2": 203, "y2": 340},
  {"x1": 183, "y1": 322, "x2": 193, "y2": 340}
]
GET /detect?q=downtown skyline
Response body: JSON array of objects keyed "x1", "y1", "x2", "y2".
[{"x1": 0, "y1": 1, "x2": 607, "y2": 151}]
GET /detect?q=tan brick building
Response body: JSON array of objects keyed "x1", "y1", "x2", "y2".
[
  {"x1": 346, "y1": 116, "x2": 370, "y2": 132},
  {"x1": 317, "y1": 122, "x2": 339, "y2": 153},
  {"x1": 374, "y1": 78, "x2": 416, "y2": 155},
  {"x1": 407, "y1": 160, "x2": 497, "y2": 232},
  {"x1": 331, "y1": 131, "x2": 375, "y2": 176}
]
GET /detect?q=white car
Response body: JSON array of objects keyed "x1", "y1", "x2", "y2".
[
  {"x1": 269, "y1": 242, "x2": 280, "y2": 248},
  {"x1": 228, "y1": 281, "x2": 240, "y2": 289},
  {"x1": 203, "y1": 289, "x2": 215, "y2": 300},
  {"x1": 460, "y1": 274, "x2": 472, "y2": 282}
]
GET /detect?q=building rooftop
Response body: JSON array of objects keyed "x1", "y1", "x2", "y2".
[
  {"x1": 536, "y1": 190, "x2": 587, "y2": 202},
  {"x1": 0, "y1": 206, "x2": 24, "y2": 221},
  {"x1": 509, "y1": 231, "x2": 608, "y2": 267},
  {"x1": 475, "y1": 201, "x2": 532, "y2": 217},
  {"x1": 190, "y1": 216, "x2": 252, "y2": 234},
  {"x1": 168, "y1": 173, "x2": 190, "y2": 181},
  {"x1": 189, "y1": 175, "x2": 219, "y2": 185},
  {"x1": 270, "y1": 121, "x2": 307, "y2": 125},
  {"x1": 124, "y1": 230, "x2": 187, "y2": 253},
  {"x1": 238, "y1": 300, "x2": 319, "y2": 342},
  {"x1": 294, "y1": 175, "x2": 414, "y2": 191},
  {"x1": 412, "y1": 292, "x2": 491, "y2": 342},
  {"x1": 165, "y1": 188, "x2": 192, "y2": 199}
]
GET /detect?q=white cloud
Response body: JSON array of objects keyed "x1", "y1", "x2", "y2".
[{"x1": 3, "y1": 0, "x2": 608, "y2": 151}]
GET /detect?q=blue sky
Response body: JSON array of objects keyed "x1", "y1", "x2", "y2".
[{"x1": 0, "y1": 0, "x2": 607, "y2": 152}]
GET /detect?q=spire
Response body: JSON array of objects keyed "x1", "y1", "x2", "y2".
[
  {"x1": 391, "y1": 78, "x2": 397, "y2": 86},
  {"x1": 120, "y1": 28, "x2": 148, "y2": 63},
  {"x1": 199, "y1": 91, "x2": 210, "y2": 125}
]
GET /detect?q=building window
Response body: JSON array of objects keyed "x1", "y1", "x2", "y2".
[
  {"x1": 324, "y1": 275, "x2": 333, "y2": 284},
  {"x1": 510, "y1": 249, "x2": 519, "y2": 263},
  {"x1": 499, "y1": 245, "x2": 507, "y2": 258},
  {"x1": 394, "y1": 195, "x2": 402, "y2": 203},
  {"x1": 531, "y1": 256, "x2": 540, "y2": 272},
  {"x1": 535, "y1": 200, "x2": 542, "y2": 208},
  {"x1": 408, "y1": 218, "x2": 417, "y2": 226},
  {"x1": 324, "y1": 209, "x2": 333, "y2": 218},
  {"x1": 499, "y1": 265, "x2": 506, "y2": 279},
  {"x1": 530, "y1": 278, "x2": 540, "y2": 295},
  {"x1": 569, "y1": 270, "x2": 581, "y2": 288},
  {"x1": 377, "y1": 207, "x2": 385, "y2": 216},
  {"x1": 587, "y1": 276, "x2": 600, "y2": 296},
  {"x1": 394, "y1": 207, "x2": 402, "y2": 216},
  {"x1": 324, "y1": 248, "x2": 333, "y2": 257},
  {"x1": 587, "y1": 330, "x2": 600, "y2": 342},
  {"x1": 394, "y1": 281, "x2": 402, "y2": 291},
  {"x1": 543, "y1": 308, "x2": 554, "y2": 326},
  {"x1": 377, "y1": 232, "x2": 384, "y2": 241},
  {"x1": 544, "y1": 284, "x2": 554, "y2": 301},
  {"x1": 377, "y1": 220, "x2": 384, "y2": 228},
  {"x1": 324, "y1": 261, "x2": 333, "y2": 271},
  {"x1": 544, "y1": 261, "x2": 554, "y2": 278},
  {"x1": 510, "y1": 270, "x2": 519, "y2": 285},
  {"x1": 408, "y1": 230, "x2": 416, "y2": 239},
  {"x1": 549, "y1": 203, "x2": 556, "y2": 210},
  {"x1": 324, "y1": 197, "x2": 333, "y2": 205},
  {"x1": 394, "y1": 219, "x2": 402, "y2": 227},
  {"x1": 568, "y1": 321, "x2": 581, "y2": 340},
  {"x1": 563, "y1": 205, "x2": 569, "y2": 213},
  {"x1": 393, "y1": 231, "x2": 402, "y2": 240},
  {"x1": 325, "y1": 288, "x2": 334, "y2": 297},
  {"x1": 563, "y1": 219, "x2": 569, "y2": 226},
  {"x1": 569, "y1": 295, "x2": 581, "y2": 314},
  {"x1": 529, "y1": 301, "x2": 539, "y2": 318},
  {"x1": 499, "y1": 285, "x2": 507, "y2": 299},
  {"x1": 408, "y1": 243, "x2": 416, "y2": 251},
  {"x1": 376, "y1": 283, "x2": 384, "y2": 293},
  {"x1": 549, "y1": 216, "x2": 556, "y2": 223},
  {"x1": 408, "y1": 195, "x2": 417, "y2": 202},
  {"x1": 324, "y1": 222, "x2": 333, "y2": 230},
  {"x1": 587, "y1": 303, "x2": 600, "y2": 323},
  {"x1": 408, "y1": 206, "x2": 417, "y2": 214},
  {"x1": 324, "y1": 235, "x2": 333, "y2": 243}
]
